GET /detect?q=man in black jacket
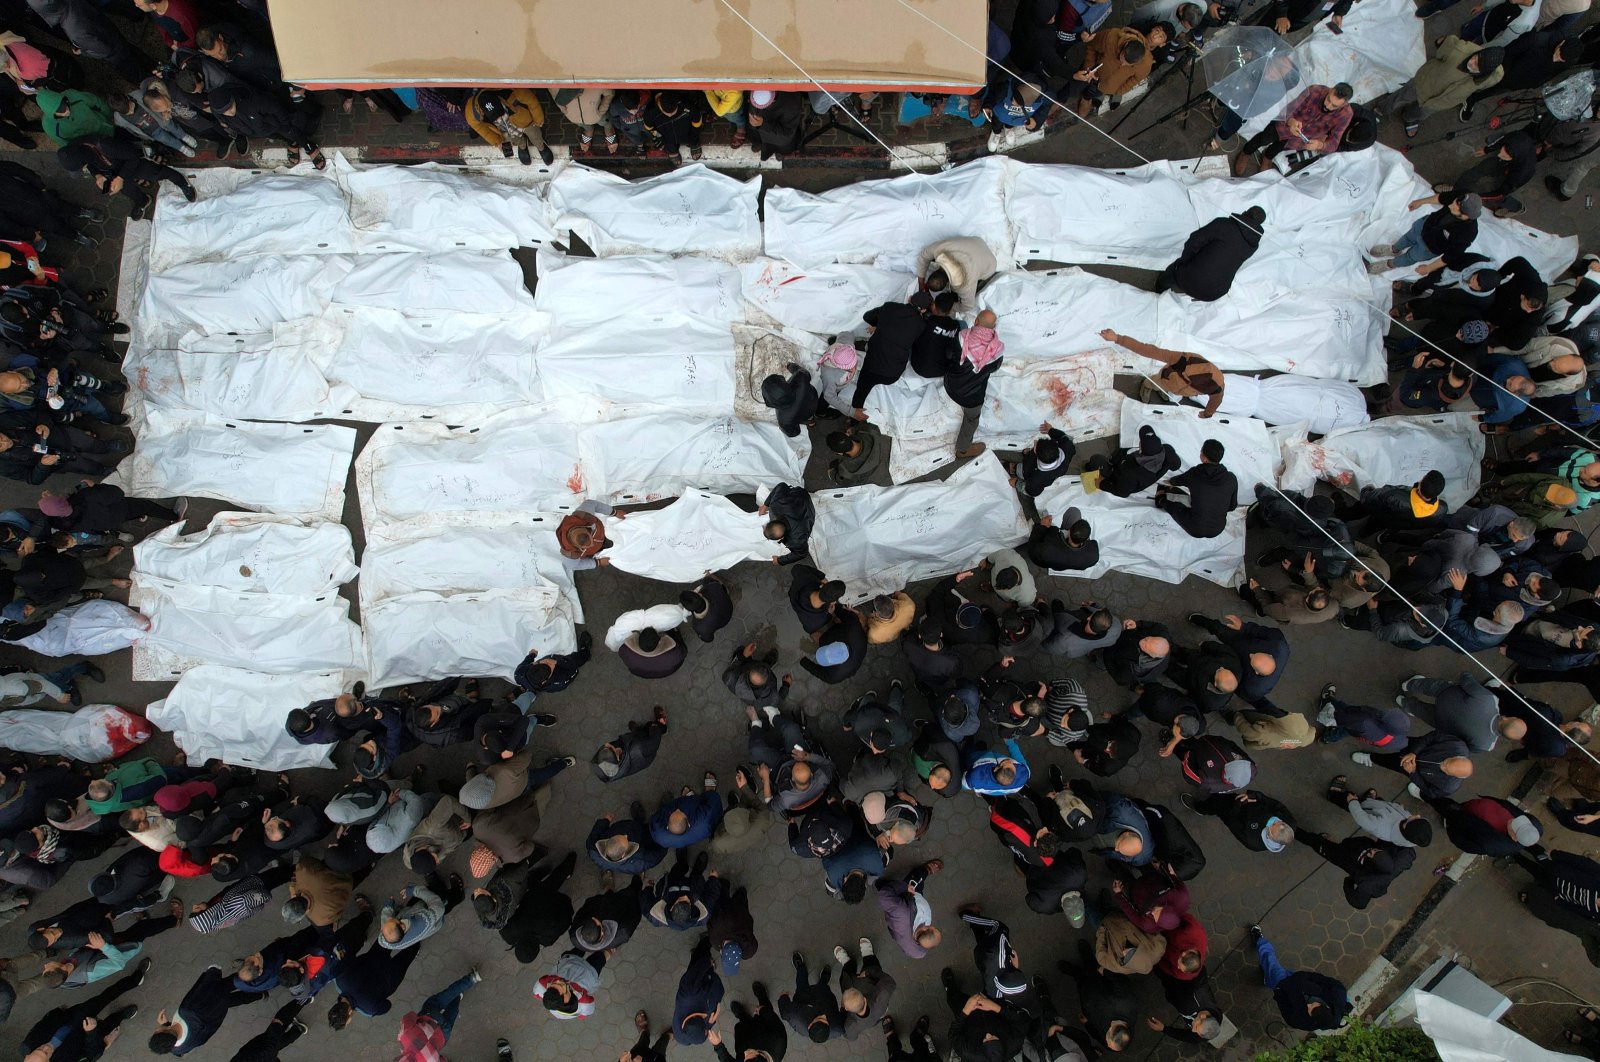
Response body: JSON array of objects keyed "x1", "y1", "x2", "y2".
[
  {"x1": 148, "y1": 966, "x2": 269, "y2": 1055},
  {"x1": 1158, "y1": 207, "x2": 1266, "y2": 301},
  {"x1": 1014, "y1": 423, "x2": 1076, "y2": 498},
  {"x1": 1252, "y1": 925, "x2": 1351, "y2": 1030},
  {"x1": 1297, "y1": 832, "x2": 1416, "y2": 908},
  {"x1": 209, "y1": 84, "x2": 325, "y2": 168},
  {"x1": 1027, "y1": 507, "x2": 1099, "y2": 572},
  {"x1": 708, "y1": 982, "x2": 787, "y2": 1062},
  {"x1": 682, "y1": 575, "x2": 734, "y2": 643},
  {"x1": 1085, "y1": 425, "x2": 1180, "y2": 497},
  {"x1": 1183, "y1": 790, "x2": 1297, "y2": 853},
  {"x1": 779, "y1": 952, "x2": 844, "y2": 1044},
  {"x1": 852, "y1": 301, "x2": 926, "y2": 414},
  {"x1": 1187, "y1": 613, "x2": 1291, "y2": 715},
  {"x1": 1463, "y1": 31, "x2": 1582, "y2": 119},
  {"x1": 591, "y1": 708, "x2": 669, "y2": 783},
  {"x1": 1156, "y1": 439, "x2": 1238, "y2": 539},
  {"x1": 1102, "y1": 619, "x2": 1171, "y2": 687},
  {"x1": 759, "y1": 483, "x2": 814, "y2": 566}
]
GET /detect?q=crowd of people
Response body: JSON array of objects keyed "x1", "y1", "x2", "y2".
[{"x1": 0, "y1": 0, "x2": 1599, "y2": 1060}]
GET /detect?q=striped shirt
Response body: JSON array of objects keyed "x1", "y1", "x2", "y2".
[
  {"x1": 189, "y1": 876, "x2": 270, "y2": 935},
  {"x1": 1043, "y1": 679, "x2": 1089, "y2": 747}
]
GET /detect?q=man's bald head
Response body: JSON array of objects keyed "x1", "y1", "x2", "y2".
[
  {"x1": 1441, "y1": 757, "x2": 1474, "y2": 779},
  {"x1": 975, "y1": 309, "x2": 998, "y2": 329}
]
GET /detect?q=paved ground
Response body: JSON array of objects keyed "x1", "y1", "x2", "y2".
[{"x1": 1, "y1": 7, "x2": 1600, "y2": 1061}]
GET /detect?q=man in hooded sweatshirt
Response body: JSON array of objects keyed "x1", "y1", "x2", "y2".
[
  {"x1": 852, "y1": 301, "x2": 926, "y2": 415},
  {"x1": 1156, "y1": 439, "x2": 1238, "y2": 539},
  {"x1": 1157, "y1": 207, "x2": 1267, "y2": 302},
  {"x1": 915, "y1": 236, "x2": 999, "y2": 307},
  {"x1": 1084, "y1": 425, "x2": 1181, "y2": 496}
]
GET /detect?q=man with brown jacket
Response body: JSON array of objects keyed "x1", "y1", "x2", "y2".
[
  {"x1": 287, "y1": 855, "x2": 353, "y2": 927},
  {"x1": 1074, "y1": 25, "x2": 1160, "y2": 116}
]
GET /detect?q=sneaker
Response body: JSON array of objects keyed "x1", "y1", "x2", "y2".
[
  {"x1": 1547, "y1": 175, "x2": 1575, "y2": 202},
  {"x1": 288, "y1": 1019, "x2": 308, "y2": 1036},
  {"x1": 703, "y1": 771, "x2": 717, "y2": 791},
  {"x1": 1407, "y1": 782, "x2": 1423, "y2": 799},
  {"x1": 1179, "y1": 793, "x2": 1197, "y2": 812},
  {"x1": 986, "y1": 131, "x2": 1002, "y2": 153},
  {"x1": 859, "y1": 937, "x2": 874, "y2": 957},
  {"x1": 182, "y1": 183, "x2": 197, "y2": 203},
  {"x1": 133, "y1": 957, "x2": 152, "y2": 985},
  {"x1": 1350, "y1": 752, "x2": 1373, "y2": 767},
  {"x1": 77, "y1": 207, "x2": 106, "y2": 223},
  {"x1": 232, "y1": 136, "x2": 249, "y2": 156},
  {"x1": 1400, "y1": 675, "x2": 1425, "y2": 694},
  {"x1": 833, "y1": 945, "x2": 850, "y2": 965},
  {"x1": 1368, "y1": 244, "x2": 1394, "y2": 258},
  {"x1": 114, "y1": 1004, "x2": 140, "y2": 1022},
  {"x1": 1248, "y1": 924, "x2": 1263, "y2": 944},
  {"x1": 1060, "y1": 890, "x2": 1086, "y2": 929},
  {"x1": 940, "y1": 967, "x2": 956, "y2": 990},
  {"x1": 469, "y1": 967, "x2": 483, "y2": 984},
  {"x1": 1187, "y1": 612, "x2": 1209, "y2": 627},
  {"x1": 1366, "y1": 259, "x2": 1391, "y2": 275},
  {"x1": 1459, "y1": 102, "x2": 1474, "y2": 122},
  {"x1": 497, "y1": 1040, "x2": 513, "y2": 1061},
  {"x1": 534, "y1": 713, "x2": 558, "y2": 726},
  {"x1": 72, "y1": 232, "x2": 99, "y2": 250},
  {"x1": 1494, "y1": 203, "x2": 1526, "y2": 218}
]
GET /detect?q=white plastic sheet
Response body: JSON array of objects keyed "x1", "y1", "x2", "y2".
[
  {"x1": 106, "y1": 411, "x2": 355, "y2": 523},
  {"x1": 340, "y1": 160, "x2": 554, "y2": 252},
  {"x1": 583, "y1": 414, "x2": 808, "y2": 505},
  {"x1": 134, "y1": 513, "x2": 357, "y2": 596},
  {"x1": 1034, "y1": 482, "x2": 1248, "y2": 586},
  {"x1": 978, "y1": 352, "x2": 1126, "y2": 450},
  {"x1": 1416, "y1": 990, "x2": 1584, "y2": 1062},
  {"x1": 332, "y1": 250, "x2": 534, "y2": 315},
  {"x1": 536, "y1": 252, "x2": 744, "y2": 324},
  {"x1": 318, "y1": 305, "x2": 545, "y2": 420},
  {"x1": 810, "y1": 452, "x2": 1030, "y2": 601},
  {"x1": 146, "y1": 666, "x2": 343, "y2": 771},
  {"x1": 125, "y1": 326, "x2": 351, "y2": 424},
  {"x1": 355, "y1": 413, "x2": 586, "y2": 528},
  {"x1": 134, "y1": 575, "x2": 363, "y2": 677},
  {"x1": 6, "y1": 600, "x2": 147, "y2": 657},
  {"x1": 363, "y1": 588, "x2": 578, "y2": 686},
  {"x1": 1279, "y1": 411, "x2": 1485, "y2": 509},
  {"x1": 148, "y1": 173, "x2": 355, "y2": 272},
  {"x1": 1118, "y1": 398, "x2": 1278, "y2": 501},
  {"x1": 605, "y1": 490, "x2": 781, "y2": 582},
  {"x1": 764, "y1": 156, "x2": 1013, "y2": 270},
  {"x1": 740, "y1": 259, "x2": 914, "y2": 334},
  {"x1": 1288, "y1": 0, "x2": 1427, "y2": 108},
  {"x1": 1007, "y1": 158, "x2": 1207, "y2": 267},
  {"x1": 0, "y1": 704, "x2": 152, "y2": 762},
  {"x1": 979, "y1": 270, "x2": 1161, "y2": 362},
  {"x1": 547, "y1": 163, "x2": 762, "y2": 260},
  {"x1": 535, "y1": 313, "x2": 737, "y2": 415},
  {"x1": 138, "y1": 254, "x2": 347, "y2": 337},
  {"x1": 359, "y1": 517, "x2": 581, "y2": 621}
]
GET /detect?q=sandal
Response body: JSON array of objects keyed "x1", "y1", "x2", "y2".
[
  {"x1": 310, "y1": 149, "x2": 327, "y2": 171},
  {"x1": 578, "y1": 132, "x2": 592, "y2": 155},
  {"x1": 730, "y1": 128, "x2": 746, "y2": 148},
  {"x1": 690, "y1": 146, "x2": 703, "y2": 161},
  {"x1": 635, "y1": 1010, "x2": 649, "y2": 1033},
  {"x1": 605, "y1": 133, "x2": 618, "y2": 155},
  {"x1": 84, "y1": 288, "x2": 108, "y2": 303}
]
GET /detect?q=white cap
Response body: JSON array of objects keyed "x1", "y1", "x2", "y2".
[{"x1": 751, "y1": 91, "x2": 776, "y2": 107}]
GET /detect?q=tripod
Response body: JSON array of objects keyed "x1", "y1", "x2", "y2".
[
  {"x1": 1116, "y1": 47, "x2": 1214, "y2": 140},
  {"x1": 801, "y1": 106, "x2": 875, "y2": 149}
]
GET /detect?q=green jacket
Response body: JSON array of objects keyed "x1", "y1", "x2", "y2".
[
  {"x1": 1413, "y1": 37, "x2": 1504, "y2": 115},
  {"x1": 36, "y1": 89, "x2": 113, "y2": 146},
  {"x1": 84, "y1": 757, "x2": 167, "y2": 815}
]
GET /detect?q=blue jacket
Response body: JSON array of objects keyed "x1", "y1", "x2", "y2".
[
  {"x1": 822, "y1": 818, "x2": 888, "y2": 889},
  {"x1": 671, "y1": 942, "x2": 726, "y2": 1046},
  {"x1": 1442, "y1": 595, "x2": 1513, "y2": 653},
  {"x1": 1471, "y1": 355, "x2": 1531, "y2": 424},
  {"x1": 962, "y1": 739, "x2": 1030, "y2": 796},
  {"x1": 649, "y1": 793, "x2": 725, "y2": 849},
  {"x1": 585, "y1": 816, "x2": 667, "y2": 875},
  {"x1": 1091, "y1": 794, "x2": 1154, "y2": 867}
]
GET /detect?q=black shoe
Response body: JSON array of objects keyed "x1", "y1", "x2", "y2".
[
  {"x1": 534, "y1": 713, "x2": 558, "y2": 726},
  {"x1": 232, "y1": 136, "x2": 249, "y2": 156},
  {"x1": 940, "y1": 967, "x2": 956, "y2": 990},
  {"x1": 793, "y1": 951, "x2": 805, "y2": 971},
  {"x1": 1319, "y1": 682, "x2": 1337, "y2": 706},
  {"x1": 1186, "y1": 611, "x2": 1209, "y2": 627},
  {"x1": 100, "y1": 412, "x2": 129, "y2": 426},
  {"x1": 84, "y1": 663, "x2": 105, "y2": 683},
  {"x1": 1179, "y1": 793, "x2": 1197, "y2": 812},
  {"x1": 1458, "y1": 102, "x2": 1474, "y2": 122},
  {"x1": 500, "y1": 142, "x2": 515, "y2": 158},
  {"x1": 352, "y1": 680, "x2": 366, "y2": 699},
  {"x1": 496, "y1": 1039, "x2": 512, "y2": 1061},
  {"x1": 629, "y1": 799, "x2": 647, "y2": 821},
  {"x1": 1547, "y1": 175, "x2": 1575, "y2": 202},
  {"x1": 1248, "y1": 924, "x2": 1263, "y2": 945},
  {"x1": 76, "y1": 207, "x2": 106, "y2": 223},
  {"x1": 214, "y1": 138, "x2": 234, "y2": 158},
  {"x1": 69, "y1": 683, "x2": 83, "y2": 706},
  {"x1": 516, "y1": 144, "x2": 532, "y2": 165},
  {"x1": 538, "y1": 144, "x2": 554, "y2": 165},
  {"x1": 73, "y1": 232, "x2": 99, "y2": 250},
  {"x1": 134, "y1": 957, "x2": 152, "y2": 985},
  {"x1": 181, "y1": 183, "x2": 196, "y2": 203},
  {"x1": 1048, "y1": 764, "x2": 1065, "y2": 793},
  {"x1": 577, "y1": 631, "x2": 593, "y2": 652}
]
